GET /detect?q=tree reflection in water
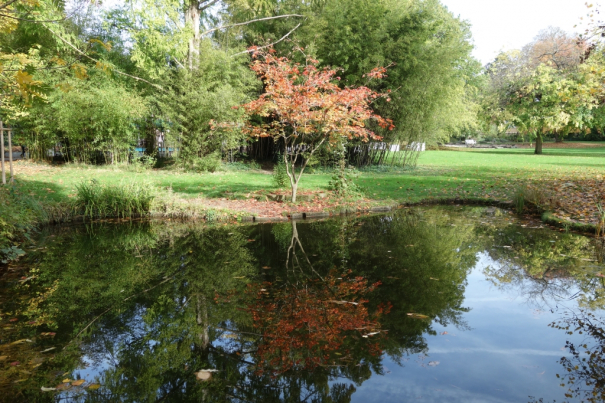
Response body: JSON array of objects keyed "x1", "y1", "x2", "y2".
[
  {"x1": 0, "y1": 207, "x2": 503, "y2": 402},
  {"x1": 245, "y1": 224, "x2": 389, "y2": 375},
  {"x1": 476, "y1": 222, "x2": 605, "y2": 403},
  {"x1": 551, "y1": 310, "x2": 605, "y2": 403}
]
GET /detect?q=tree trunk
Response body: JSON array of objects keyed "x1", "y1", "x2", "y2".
[
  {"x1": 196, "y1": 293, "x2": 210, "y2": 350},
  {"x1": 185, "y1": 1, "x2": 201, "y2": 70},
  {"x1": 535, "y1": 133, "x2": 543, "y2": 155},
  {"x1": 554, "y1": 130, "x2": 563, "y2": 143}
]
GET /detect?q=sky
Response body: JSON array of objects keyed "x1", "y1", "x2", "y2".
[{"x1": 440, "y1": 0, "x2": 595, "y2": 65}]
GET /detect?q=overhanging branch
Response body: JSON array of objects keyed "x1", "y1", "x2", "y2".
[
  {"x1": 43, "y1": 24, "x2": 164, "y2": 91},
  {"x1": 231, "y1": 23, "x2": 302, "y2": 57},
  {"x1": 203, "y1": 14, "x2": 304, "y2": 36}
]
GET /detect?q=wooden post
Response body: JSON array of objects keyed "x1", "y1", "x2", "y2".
[
  {"x1": 8, "y1": 126, "x2": 13, "y2": 182},
  {"x1": 0, "y1": 120, "x2": 5, "y2": 185}
]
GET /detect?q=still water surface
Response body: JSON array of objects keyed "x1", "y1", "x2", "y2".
[{"x1": 1, "y1": 206, "x2": 604, "y2": 402}]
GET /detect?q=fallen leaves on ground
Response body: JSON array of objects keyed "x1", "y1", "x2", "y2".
[
  {"x1": 195, "y1": 192, "x2": 376, "y2": 218},
  {"x1": 540, "y1": 178, "x2": 605, "y2": 225}
]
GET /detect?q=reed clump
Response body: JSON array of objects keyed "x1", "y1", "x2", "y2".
[
  {"x1": 74, "y1": 179, "x2": 155, "y2": 219},
  {"x1": 514, "y1": 185, "x2": 555, "y2": 214}
]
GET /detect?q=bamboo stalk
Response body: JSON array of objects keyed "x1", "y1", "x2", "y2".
[
  {"x1": 1, "y1": 121, "x2": 5, "y2": 185},
  {"x1": 8, "y1": 126, "x2": 13, "y2": 182}
]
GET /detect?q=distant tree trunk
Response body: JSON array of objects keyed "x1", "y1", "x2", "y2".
[
  {"x1": 185, "y1": 1, "x2": 201, "y2": 69},
  {"x1": 535, "y1": 133, "x2": 543, "y2": 155},
  {"x1": 554, "y1": 130, "x2": 563, "y2": 143},
  {"x1": 196, "y1": 293, "x2": 210, "y2": 350}
]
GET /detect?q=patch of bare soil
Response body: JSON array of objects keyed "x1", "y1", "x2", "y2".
[
  {"x1": 516, "y1": 142, "x2": 605, "y2": 149},
  {"x1": 9, "y1": 160, "x2": 54, "y2": 176},
  {"x1": 195, "y1": 192, "x2": 374, "y2": 217}
]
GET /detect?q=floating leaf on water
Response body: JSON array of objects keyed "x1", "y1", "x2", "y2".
[
  {"x1": 233, "y1": 276, "x2": 246, "y2": 279},
  {"x1": 221, "y1": 334, "x2": 238, "y2": 339},
  {"x1": 31, "y1": 354, "x2": 48, "y2": 364},
  {"x1": 407, "y1": 313, "x2": 429, "y2": 319},
  {"x1": 88, "y1": 383, "x2": 101, "y2": 390},
  {"x1": 0, "y1": 356, "x2": 7, "y2": 361},
  {"x1": 362, "y1": 332, "x2": 380, "y2": 338},
  {"x1": 56, "y1": 383, "x2": 71, "y2": 390},
  {"x1": 41, "y1": 387, "x2": 56, "y2": 392},
  {"x1": 430, "y1": 277, "x2": 439, "y2": 281},
  {"x1": 9, "y1": 318, "x2": 18, "y2": 322},
  {"x1": 195, "y1": 369, "x2": 218, "y2": 382},
  {"x1": 41, "y1": 347, "x2": 56, "y2": 353},
  {"x1": 71, "y1": 379, "x2": 85, "y2": 386},
  {"x1": 262, "y1": 266, "x2": 271, "y2": 269},
  {"x1": 428, "y1": 361, "x2": 440, "y2": 366},
  {"x1": 62, "y1": 378, "x2": 71, "y2": 383},
  {"x1": 440, "y1": 331, "x2": 448, "y2": 335},
  {"x1": 10, "y1": 361, "x2": 20, "y2": 366}
]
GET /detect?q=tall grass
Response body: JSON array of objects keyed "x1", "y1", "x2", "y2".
[
  {"x1": 0, "y1": 184, "x2": 47, "y2": 262},
  {"x1": 74, "y1": 179, "x2": 155, "y2": 219},
  {"x1": 514, "y1": 185, "x2": 554, "y2": 214}
]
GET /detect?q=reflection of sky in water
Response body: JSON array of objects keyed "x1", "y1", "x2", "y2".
[
  {"x1": 67, "y1": 250, "x2": 589, "y2": 402},
  {"x1": 26, "y1": 210, "x2": 600, "y2": 403},
  {"x1": 351, "y1": 252, "x2": 581, "y2": 402}
]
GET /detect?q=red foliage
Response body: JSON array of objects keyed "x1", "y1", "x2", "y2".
[
  {"x1": 229, "y1": 48, "x2": 393, "y2": 145},
  {"x1": 245, "y1": 272, "x2": 390, "y2": 376}
]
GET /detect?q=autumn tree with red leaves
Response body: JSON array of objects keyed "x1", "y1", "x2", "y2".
[{"x1": 237, "y1": 48, "x2": 393, "y2": 202}]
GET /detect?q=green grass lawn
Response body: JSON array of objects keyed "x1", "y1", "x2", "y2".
[
  {"x1": 356, "y1": 147, "x2": 605, "y2": 202},
  {"x1": 10, "y1": 145, "x2": 605, "y2": 208},
  {"x1": 12, "y1": 163, "x2": 330, "y2": 204}
]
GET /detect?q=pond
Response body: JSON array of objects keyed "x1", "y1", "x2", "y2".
[{"x1": 1, "y1": 206, "x2": 605, "y2": 403}]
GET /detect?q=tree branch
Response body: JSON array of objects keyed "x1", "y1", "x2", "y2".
[
  {"x1": 231, "y1": 23, "x2": 302, "y2": 57},
  {"x1": 203, "y1": 14, "x2": 304, "y2": 35},
  {"x1": 199, "y1": 0, "x2": 220, "y2": 12},
  {"x1": 43, "y1": 24, "x2": 164, "y2": 91},
  {"x1": 0, "y1": 12, "x2": 66, "y2": 23},
  {"x1": 0, "y1": 0, "x2": 18, "y2": 11}
]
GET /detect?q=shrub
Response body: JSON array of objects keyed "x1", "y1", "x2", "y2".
[
  {"x1": 0, "y1": 184, "x2": 45, "y2": 263},
  {"x1": 329, "y1": 156, "x2": 362, "y2": 198},
  {"x1": 181, "y1": 152, "x2": 222, "y2": 173},
  {"x1": 273, "y1": 155, "x2": 288, "y2": 188},
  {"x1": 131, "y1": 155, "x2": 156, "y2": 172}
]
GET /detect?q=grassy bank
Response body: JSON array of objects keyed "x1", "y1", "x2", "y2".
[
  {"x1": 2, "y1": 144, "x2": 605, "y2": 261},
  {"x1": 12, "y1": 146, "x2": 605, "y2": 204}
]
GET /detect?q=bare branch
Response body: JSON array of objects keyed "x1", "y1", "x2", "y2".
[
  {"x1": 199, "y1": 0, "x2": 220, "y2": 12},
  {"x1": 43, "y1": 24, "x2": 164, "y2": 91},
  {"x1": 172, "y1": 55, "x2": 185, "y2": 69},
  {"x1": 231, "y1": 23, "x2": 302, "y2": 57},
  {"x1": 0, "y1": 12, "x2": 67, "y2": 22},
  {"x1": 203, "y1": 14, "x2": 304, "y2": 36}
]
